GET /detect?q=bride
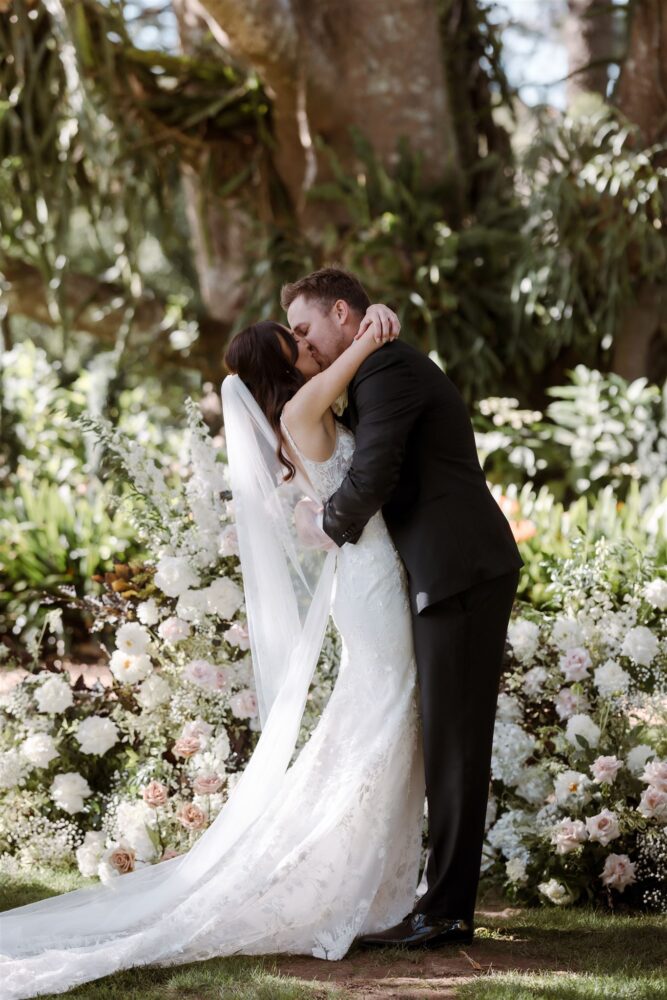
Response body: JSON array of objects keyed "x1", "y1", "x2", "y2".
[{"x1": 0, "y1": 307, "x2": 426, "y2": 998}]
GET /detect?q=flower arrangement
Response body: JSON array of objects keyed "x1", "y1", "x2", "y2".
[{"x1": 484, "y1": 536, "x2": 667, "y2": 911}]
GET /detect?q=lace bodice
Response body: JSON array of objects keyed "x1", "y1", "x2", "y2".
[{"x1": 279, "y1": 414, "x2": 356, "y2": 502}]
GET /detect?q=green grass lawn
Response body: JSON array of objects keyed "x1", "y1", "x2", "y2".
[{"x1": 1, "y1": 867, "x2": 665, "y2": 999}]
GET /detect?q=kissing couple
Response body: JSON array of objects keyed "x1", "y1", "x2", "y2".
[{"x1": 0, "y1": 267, "x2": 523, "y2": 998}]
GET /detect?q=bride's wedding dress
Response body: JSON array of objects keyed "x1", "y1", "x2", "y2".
[{"x1": 0, "y1": 414, "x2": 425, "y2": 999}]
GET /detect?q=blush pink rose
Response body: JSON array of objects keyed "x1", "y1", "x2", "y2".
[
  {"x1": 640, "y1": 759, "x2": 667, "y2": 793},
  {"x1": 176, "y1": 802, "x2": 207, "y2": 830},
  {"x1": 172, "y1": 736, "x2": 202, "y2": 758},
  {"x1": 585, "y1": 809, "x2": 620, "y2": 846},
  {"x1": 601, "y1": 853, "x2": 636, "y2": 892},
  {"x1": 637, "y1": 785, "x2": 667, "y2": 822},
  {"x1": 192, "y1": 774, "x2": 224, "y2": 795},
  {"x1": 558, "y1": 647, "x2": 591, "y2": 682},
  {"x1": 551, "y1": 818, "x2": 587, "y2": 854},
  {"x1": 160, "y1": 847, "x2": 180, "y2": 862},
  {"x1": 590, "y1": 755, "x2": 623, "y2": 785},
  {"x1": 554, "y1": 687, "x2": 589, "y2": 721},
  {"x1": 108, "y1": 845, "x2": 136, "y2": 875},
  {"x1": 224, "y1": 622, "x2": 250, "y2": 651},
  {"x1": 142, "y1": 780, "x2": 169, "y2": 807},
  {"x1": 230, "y1": 688, "x2": 258, "y2": 719}
]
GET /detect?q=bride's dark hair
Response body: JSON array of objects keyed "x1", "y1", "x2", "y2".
[{"x1": 223, "y1": 320, "x2": 305, "y2": 482}]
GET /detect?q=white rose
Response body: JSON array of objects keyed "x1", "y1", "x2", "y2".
[
  {"x1": 109, "y1": 649, "x2": 152, "y2": 684},
  {"x1": 639, "y1": 759, "x2": 667, "y2": 793},
  {"x1": 538, "y1": 878, "x2": 573, "y2": 905},
  {"x1": 34, "y1": 674, "x2": 74, "y2": 714},
  {"x1": 593, "y1": 659, "x2": 630, "y2": 698},
  {"x1": 115, "y1": 800, "x2": 159, "y2": 861},
  {"x1": 551, "y1": 616, "x2": 585, "y2": 651},
  {"x1": 223, "y1": 621, "x2": 250, "y2": 651},
  {"x1": 554, "y1": 769, "x2": 591, "y2": 805},
  {"x1": 558, "y1": 647, "x2": 591, "y2": 683},
  {"x1": 522, "y1": 666, "x2": 548, "y2": 698},
  {"x1": 585, "y1": 809, "x2": 620, "y2": 846},
  {"x1": 209, "y1": 731, "x2": 231, "y2": 764},
  {"x1": 643, "y1": 578, "x2": 667, "y2": 611},
  {"x1": 600, "y1": 853, "x2": 636, "y2": 892},
  {"x1": 565, "y1": 713, "x2": 601, "y2": 750},
  {"x1": 219, "y1": 525, "x2": 240, "y2": 558},
  {"x1": 0, "y1": 749, "x2": 29, "y2": 789},
  {"x1": 507, "y1": 619, "x2": 540, "y2": 664},
  {"x1": 75, "y1": 830, "x2": 107, "y2": 877},
  {"x1": 551, "y1": 818, "x2": 587, "y2": 854},
  {"x1": 115, "y1": 622, "x2": 151, "y2": 656},
  {"x1": 50, "y1": 772, "x2": 92, "y2": 814},
  {"x1": 21, "y1": 732, "x2": 59, "y2": 768},
  {"x1": 621, "y1": 625, "x2": 658, "y2": 666},
  {"x1": 229, "y1": 688, "x2": 259, "y2": 719},
  {"x1": 157, "y1": 616, "x2": 191, "y2": 644},
  {"x1": 505, "y1": 857, "x2": 528, "y2": 884},
  {"x1": 75, "y1": 716, "x2": 120, "y2": 756},
  {"x1": 204, "y1": 578, "x2": 244, "y2": 620},
  {"x1": 175, "y1": 589, "x2": 210, "y2": 623},
  {"x1": 136, "y1": 598, "x2": 161, "y2": 626},
  {"x1": 590, "y1": 755, "x2": 622, "y2": 785},
  {"x1": 554, "y1": 687, "x2": 589, "y2": 721},
  {"x1": 154, "y1": 555, "x2": 201, "y2": 598},
  {"x1": 136, "y1": 672, "x2": 171, "y2": 710},
  {"x1": 626, "y1": 744, "x2": 656, "y2": 775},
  {"x1": 183, "y1": 658, "x2": 227, "y2": 691},
  {"x1": 495, "y1": 693, "x2": 523, "y2": 723}
]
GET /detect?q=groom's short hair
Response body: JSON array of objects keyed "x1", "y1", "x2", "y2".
[{"x1": 280, "y1": 267, "x2": 371, "y2": 318}]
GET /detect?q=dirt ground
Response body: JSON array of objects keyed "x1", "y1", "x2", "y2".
[{"x1": 267, "y1": 907, "x2": 557, "y2": 999}]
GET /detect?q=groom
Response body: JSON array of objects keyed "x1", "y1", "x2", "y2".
[{"x1": 282, "y1": 267, "x2": 524, "y2": 949}]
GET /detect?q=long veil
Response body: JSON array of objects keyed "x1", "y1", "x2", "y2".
[{"x1": 0, "y1": 374, "x2": 336, "y2": 994}]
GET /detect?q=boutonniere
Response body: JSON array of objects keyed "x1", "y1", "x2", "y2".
[{"x1": 332, "y1": 388, "x2": 348, "y2": 417}]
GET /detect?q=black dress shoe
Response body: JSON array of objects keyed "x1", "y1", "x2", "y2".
[{"x1": 353, "y1": 913, "x2": 473, "y2": 949}]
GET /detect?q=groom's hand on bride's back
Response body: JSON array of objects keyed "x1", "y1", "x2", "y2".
[{"x1": 355, "y1": 303, "x2": 401, "y2": 344}]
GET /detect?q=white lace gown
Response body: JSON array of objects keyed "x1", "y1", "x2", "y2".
[{"x1": 0, "y1": 417, "x2": 425, "y2": 999}]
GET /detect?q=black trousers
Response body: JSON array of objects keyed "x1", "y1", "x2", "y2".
[{"x1": 410, "y1": 567, "x2": 520, "y2": 923}]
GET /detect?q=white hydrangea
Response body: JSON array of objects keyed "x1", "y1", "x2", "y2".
[
  {"x1": 515, "y1": 766, "x2": 553, "y2": 805},
  {"x1": 551, "y1": 616, "x2": 585, "y2": 652},
  {"x1": 114, "y1": 800, "x2": 159, "y2": 862},
  {"x1": 554, "y1": 769, "x2": 591, "y2": 805},
  {"x1": 75, "y1": 716, "x2": 120, "y2": 755},
  {"x1": 21, "y1": 732, "x2": 59, "y2": 768},
  {"x1": 204, "y1": 578, "x2": 244, "y2": 620},
  {"x1": 593, "y1": 659, "x2": 630, "y2": 698},
  {"x1": 626, "y1": 744, "x2": 657, "y2": 775},
  {"x1": 565, "y1": 713, "x2": 601, "y2": 750},
  {"x1": 643, "y1": 578, "x2": 667, "y2": 611},
  {"x1": 495, "y1": 693, "x2": 523, "y2": 723},
  {"x1": 486, "y1": 808, "x2": 532, "y2": 862},
  {"x1": 34, "y1": 674, "x2": 74, "y2": 714},
  {"x1": 0, "y1": 749, "x2": 29, "y2": 789},
  {"x1": 109, "y1": 650, "x2": 153, "y2": 684},
  {"x1": 115, "y1": 622, "x2": 151, "y2": 656},
  {"x1": 209, "y1": 731, "x2": 231, "y2": 765},
  {"x1": 505, "y1": 857, "x2": 529, "y2": 884},
  {"x1": 136, "y1": 672, "x2": 172, "y2": 710},
  {"x1": 154, "y1": 554, "x2": 201, "y2": 598},
  {"x1": 136, "y1": 598, "x2": 161, "y2": 626},
  {"x1": 75, "y1": 830, "x2": 107, "y2": 877},
  {"x1": 175, "y1": 589, "x2": 210, "y2": 623},
  {"x1": 50, "y1": 772, "x2": 92, "y2": 814},
  {"x1": 620, "y1": 625, "x2": 659, "y2": 666},
  {"x1": 507, "y1": 619, "x2": 540, "y2": 664},
  {"x1": 522, "y1": 665, "x2": 548, "y2": 698},
  {"x1": 491, "y1": 722, "x2": 536, "y2": 786}
]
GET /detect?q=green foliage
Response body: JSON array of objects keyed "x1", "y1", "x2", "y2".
[{"x1": 510, "y1": 99, "x2": 667, "y2": 370}]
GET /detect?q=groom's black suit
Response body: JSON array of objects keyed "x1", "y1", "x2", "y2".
[{"x1": 322, "y1": 339, "x2": 524, "y2": 923}]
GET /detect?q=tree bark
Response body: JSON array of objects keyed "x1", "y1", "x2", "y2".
[
  {"x1": 197, "y1": 0, "x2": 463, "y2": 233},
  {"x1": 564, "y1": 0, "x2": 618, "y2": 104}
]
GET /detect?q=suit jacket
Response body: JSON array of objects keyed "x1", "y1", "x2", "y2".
[{"x1": 322, "y1": 340, "x2": 524, "y2": 615}]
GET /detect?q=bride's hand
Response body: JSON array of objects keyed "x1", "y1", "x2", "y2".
[
  {"x1": 294, "y1": 498, "x2": 337, "y2": 551},
  {"x1": 354, "y1": 303, "x2": 401, "y2": 345}
]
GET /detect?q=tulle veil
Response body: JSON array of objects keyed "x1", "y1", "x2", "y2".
[{"x1": 0, "y1": 373, "x2": 336, "y2": 980}]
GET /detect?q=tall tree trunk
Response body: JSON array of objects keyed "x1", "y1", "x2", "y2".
[
  {"x1": 610, "y1": 0, "x2": 667, "y2": 382},
  {"x1": 564, "y1": 0, "x2": 618, "y2": 104}
]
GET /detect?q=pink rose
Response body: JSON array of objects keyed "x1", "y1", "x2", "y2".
[
  {"x1": 176, "y1": 802, "x2": 207, "y2": 830},
  {"x1": 600, "y1": 853, "x2": 636, "y2": 892},
  {"x1": 224, "y1": 622, "x2": 250, "y2": 651},
  {"x1": 640, "y1": 759, "x2": 667, "y2": 793},
  {"x1": 558, "y1": 647, "x2": 591, "y2": 682},
  {"x1": 551, "y1": 818, "x2": 587, "y2": 854},
  {"x1": 637, "y1": 786, "x2": 667, "y2": 822},
  {"x1": 554, "y1": 687, "x2": 589, "y2": 721},
  {"x1": 183, "y1": 659, "x2": 219, "y2": 689},
  {"x1": 108, "y1": 845, "x2": 136, "y2": 875},
  {"x1": 192, "y1": 773, "x2": 224, "y2": 795},
  {"x1": 172, "y1": 736, "x2": 202, "y2": 758},
  {"x1": 230, "y1": 688, "x2": 258, "y2": 719},
  {"x1": 585, "y1": 809, "x2": 620, "y2": 846},
  {"x1": 142, "y1": 780, "x2": 169, "y2": 807},
  {"x1": 157, "y1": 616, "x2": 191, "y2": 644},
  {"x1": 590, "y1": 755, "x2": 623, "y2": 785},
  {"x1": 160, "y1": 847, "x2": 180, "y2": 862}
]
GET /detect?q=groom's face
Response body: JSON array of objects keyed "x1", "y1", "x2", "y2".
[{"x1": 287, "y1": 294, "x2": 356, "y2": 369}]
